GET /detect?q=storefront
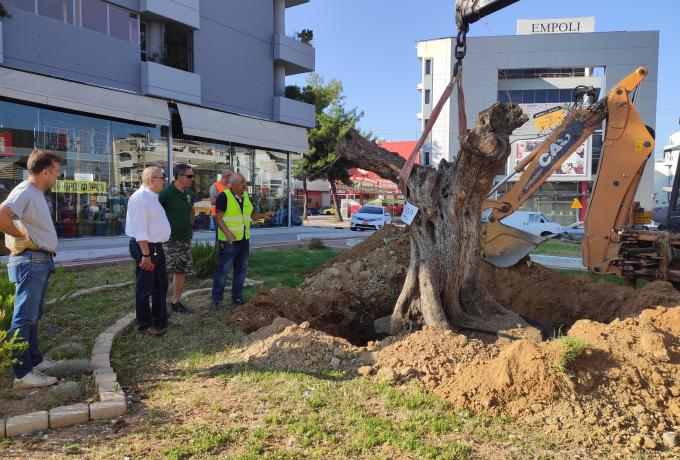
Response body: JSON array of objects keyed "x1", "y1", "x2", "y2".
[{"x1": 0, "y1": 97, "x2": 303, "y2": 238}]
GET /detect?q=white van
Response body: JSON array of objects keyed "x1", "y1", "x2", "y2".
[{"x1": 500, "y1": 211, "x2": 565, "y2": 237}]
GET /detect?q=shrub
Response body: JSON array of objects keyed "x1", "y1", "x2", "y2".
[
  {"x1": 49, "y1": 342, "x2": 86, "y2": 360},
  {"x1": 308, "y1": 237, "x2": 327, "y2": 250},
  {"x1": 44, "y1": 359, "x2": 92, "y2": 379},
  {"x1": 0, "y1": 270, "x2": 15, "y2": 332},
  {"x1": 46, "y1": 381, "x2": 83, "y2": 408},
  {"x1": 192, "y1": 242, "x2": 218, "y2": 278}
]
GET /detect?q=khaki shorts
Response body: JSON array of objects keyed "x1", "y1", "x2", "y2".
[{"x1": 163, "y1": 240, "x2": 194, "y2": 274}]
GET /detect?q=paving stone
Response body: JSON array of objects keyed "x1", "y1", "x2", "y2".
[
  {"x1": 91, "y1": 354, "x2": 110, "y2": 368},
  {"x1": 93, "y1": 366, "x2": 114, "y2": 376},
  {"x1": 49, "y1": 404, "x2": 89, "y2": 429},
  {"x1": 6, "y1": 411, "x2": 49, "y2": 437},
  {"x1": 91, "y1": 345, "x2": 110, "y2": 356},
  {"x1": 94, "y1": 372, "x2": 117, "y2": 385},
  {"x1": 89, "y1": 400, "x2": 126, "y2": 420},
  {"x1": 99, "y1": 390, "x2": 126, "y2": 402},
  {"x1": 0, "y1": 418, "x2": 5, "y2": 438},
  {"x1": 97, "y1": 381, "x2": 119, "y2": 392}
]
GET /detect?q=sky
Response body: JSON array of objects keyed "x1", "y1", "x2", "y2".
[{"x1": 287, "y1": 0, "x2": 680, "y2": 157}]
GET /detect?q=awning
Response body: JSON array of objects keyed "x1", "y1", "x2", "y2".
[
  {"x1": 177, "y1": 102, "x2": 309, "y2": 154},
  {"x1": 0, "y1": 67, "x2": 170, "y2": 126}
]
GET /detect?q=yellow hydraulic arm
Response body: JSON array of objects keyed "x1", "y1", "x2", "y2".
[{"x1": 482, "y1": 67, "x2": 653, "y2": 269}]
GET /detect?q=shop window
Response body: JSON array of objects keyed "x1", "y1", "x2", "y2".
[
  {"x1": 38, "y1": 0, "x2": 72, "y2": 23},
  {"x1": 75, "y1": 0, "x2": 107, "y2": 34}
]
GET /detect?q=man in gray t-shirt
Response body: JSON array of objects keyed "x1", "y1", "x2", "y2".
[{"x1": 0, "y1": 149, "x2": 61, "y2": 389}]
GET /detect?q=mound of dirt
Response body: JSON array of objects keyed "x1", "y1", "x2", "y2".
[
  {"x1": 239, "y1": 320, "x2": 360, "y2": 372},
  {"x1": 233, "y1": 307, "x2": 680, "y2": 453},
  {"x1": 228, "y1": 227, "x2": 680, "y2": 344},
  {"x1": 227, "y1": 225, "x2": 409, "y2": 343}
]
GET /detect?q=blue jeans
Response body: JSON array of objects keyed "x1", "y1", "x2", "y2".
[
  {"x1": 129, "y1": 240, "x2": 168, "y2": 330},
  {"x1": 7, "y1": 250, "x2": 55, "y2": 379},
  {"x1": 211, "y1": 239, "x2": 249, "y2": 302}
]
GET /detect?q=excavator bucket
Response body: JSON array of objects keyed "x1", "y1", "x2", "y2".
[{"x1": 482, "y1": 220, "x2": 546, "y2": 268}]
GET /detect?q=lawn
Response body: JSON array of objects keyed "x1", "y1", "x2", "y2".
[
  {"x1": 530, "y1": 239, "x2": 582, "y2": 257},
  {"x1": 0, "y1": 245, "x2": 564, "y2": 458}
]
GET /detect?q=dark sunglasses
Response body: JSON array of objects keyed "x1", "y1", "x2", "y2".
[{"x1": 180, "y1": 174, "x2": 194, "y2": 179}]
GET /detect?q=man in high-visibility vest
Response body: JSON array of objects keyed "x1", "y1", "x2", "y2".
[
  {"x1": 209, "y1": 168, "x2": 233, "y2": 237},
  {"x1": 211, "y1": 173, "x2": 253, "y2": 310}
]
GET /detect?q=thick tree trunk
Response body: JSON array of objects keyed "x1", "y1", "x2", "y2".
[
  {"x1": 336, "y1": 103, "x2": 531, "y2": 335},
  {"x1": 329, "y1": 180, "x2": 343, "y2": 222},
  {"x1": 302, "y1": 178, "x2": 309, "y2": 221}
]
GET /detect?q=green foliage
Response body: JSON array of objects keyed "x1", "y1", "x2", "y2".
[
  {"x1": 308, "y1": 238, "x2": 326, "y2": 250},
  {"x1": 0, "y1": 328, "x2": 27, "y2": 373},
  {"x1": 285, "y1": 74, "x2": 363, "y2": 194},
  {"x1": 0, "y1": 3, "x2": 11, "y2": 19},
  {"x1": 295, "y1": 29, "x2": 313, "y2": 44},
  {"x1": 44, "y1": 359, "x2": 92, "y2": 379},
  {"x1": 0, "y1": 269, "x2": 15, "y2": 332},
  {"x1": 48, "y1": 342, "x2": 86, "y2": 360},
  {"x1": 191, "y1": 242, "x2": 218, "y2": 278},
  {"x1": 553, "y1": 336, "x2": 587, "y2": 376},
  {"x1": 46, "y1": 381, "x2": 84, "y2": 408}
]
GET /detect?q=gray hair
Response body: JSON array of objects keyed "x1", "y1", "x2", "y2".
[
  {"x1": 230, "y1": 173, "x2": 246, "y2": 186},
  {"x1": 142, "y1": 166, "x2": 162, "y2": 185},
  {"x1": 222, "y1": 168, "x2": 234, "y2": 178}
]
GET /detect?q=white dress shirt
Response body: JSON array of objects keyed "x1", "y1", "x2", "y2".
[{"x1": 125, "y1": 185, "x2": 171, "y2": 243}]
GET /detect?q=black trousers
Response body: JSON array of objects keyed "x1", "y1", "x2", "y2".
[{"x1": 129, "y1": 239, "x2": 168, "y2": 330}]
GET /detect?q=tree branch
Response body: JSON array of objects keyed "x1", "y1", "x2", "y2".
[{"x1": 335, "y1": 129, "x2": 407, "y2": 184}]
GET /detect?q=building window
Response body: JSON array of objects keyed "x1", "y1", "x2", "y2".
[
  {"x1": 38, "y1": 0, "x2": 72, "y2": 23},
  {"x1": 163, "y1": 23, "x2": 194, "y2": 72},
  {"x1": 140, "y1": 22, "x2": 147, "y2": 61},
  {"x1": 4, "y1": 0, "x2": 36, "y2": 13},
  {"x1": 424, "y1": 89, "x2": 431, "y2": 105},
  {"x1": 424, "y1": 151, "x2": 430, "y2": 166},
  {"x1": 75, "y1": 0, "x2": 107, "y2": 34},
  {"x1": 425, "y1": 59, "x2": 432, "y2": 75},
  {"x1": 109, "y1": 4, "x2": 139, "y2": 43}
]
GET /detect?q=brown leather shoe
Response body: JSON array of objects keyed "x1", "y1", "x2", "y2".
[{"x1": 142, "y1": 326, "x2": 166, "y2": 336}]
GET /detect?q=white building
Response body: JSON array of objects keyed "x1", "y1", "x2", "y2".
[{"x1": 654, "y1": 131, "x2": 680, "y2": 208}]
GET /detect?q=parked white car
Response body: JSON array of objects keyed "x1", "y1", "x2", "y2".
[
  {"x1": 500, "y1": 211, "x2": 565, "y2": 237},
  {"x1": 350, "y1": 205, "x2": 392, "y2": 231}
]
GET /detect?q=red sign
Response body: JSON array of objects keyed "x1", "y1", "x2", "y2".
[{"x1": 0, "y1": 131, "x2": 14, "y2": 157}]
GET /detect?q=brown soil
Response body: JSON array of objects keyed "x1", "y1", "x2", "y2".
[{"x1": 228, "y1": 227, "x2": 680, "y2": 455}]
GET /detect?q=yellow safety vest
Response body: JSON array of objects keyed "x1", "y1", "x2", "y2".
[{"x1": 217, "y1": 189, "x2": 253, "y2": 241}]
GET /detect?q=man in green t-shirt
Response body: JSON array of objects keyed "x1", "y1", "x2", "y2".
[{"x1": 159, "y1": 163, "x2": 195, "y2": 314}]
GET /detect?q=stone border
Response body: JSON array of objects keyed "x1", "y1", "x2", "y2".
[
  {"x1": 46, "y1": 281, "x2": 134, "y2": 306},
  {"x1": 0, "y1": 312, "x2": 135, "y2": 437}
]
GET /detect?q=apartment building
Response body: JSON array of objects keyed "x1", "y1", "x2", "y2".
[{"x1": 0, "y1": 0, "x2": 314, "y2": 237}]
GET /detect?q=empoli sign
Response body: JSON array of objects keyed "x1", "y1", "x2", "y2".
[
  {"x1": 517, "y1": 17, "x2": 595, "y2": 35},
  {"x1": 54, "y1": 180, "x2": 107, "y2": 194}
]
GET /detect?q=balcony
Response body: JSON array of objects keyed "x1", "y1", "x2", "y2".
[
  {"x1": 416, "y1": 82, "x2": 423, "y2": 91},
  {"x1": 141, "y1": 61, "x2": 201, "y2": 105},
  {"x1": 274, "y1": 96, "x2": 315, "y2": 128},
  {"x1": 140, "y1": 0, "x2": 199, "y2": 29},
  {"x1": 273, "y1": 34, "x2": 315, "y2": 76}
]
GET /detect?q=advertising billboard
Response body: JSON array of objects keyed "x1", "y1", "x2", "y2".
[{"x1": 509, "y1": 103, "x2": 591, "y2": 182}]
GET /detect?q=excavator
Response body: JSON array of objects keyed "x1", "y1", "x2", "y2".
[{"x1": 454, "y1": 0, "x2": 680, "y2": 286}]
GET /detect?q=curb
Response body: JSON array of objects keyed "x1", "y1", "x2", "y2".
[{"x1": 0, "y1": 312, "x2": 136, "y2": 437}]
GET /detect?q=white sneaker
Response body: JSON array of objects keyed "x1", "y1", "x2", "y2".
[
  {"x1": 13, "y1": 370, "x2": 58, "y2": 389},
  {"x1": 34, "y1": 357, "x2": 56, "y2": 372}
]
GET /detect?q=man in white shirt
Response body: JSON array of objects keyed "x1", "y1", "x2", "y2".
[{"x1": 125, "y1": 166, "x2": 172, "y2": 335}]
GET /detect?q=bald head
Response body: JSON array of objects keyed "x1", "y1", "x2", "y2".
[{"x1": 230, "y1": 173, "x2": 247, "y2": 195}]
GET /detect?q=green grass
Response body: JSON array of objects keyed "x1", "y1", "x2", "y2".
[
  {"x1": 530, "y1": 239, "x2": 582, "y2": 257},
  {"x1": 246, "y1": 247, "x2": 341, "y2": 290},
  {"x1": 553, "y1": 336, "x2": 588, "y2": 376}
]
